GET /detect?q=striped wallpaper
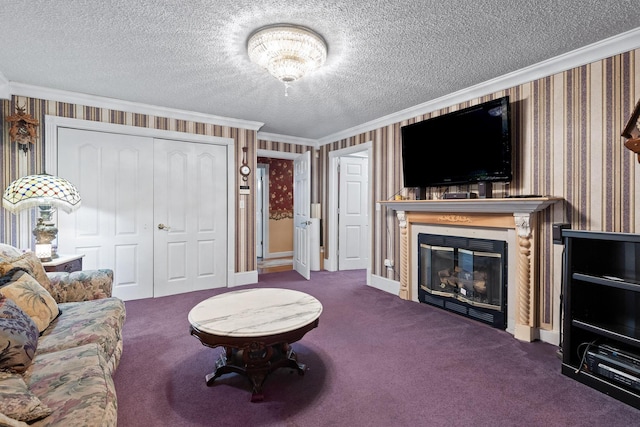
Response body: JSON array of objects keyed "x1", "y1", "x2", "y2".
[
  {"x1": 318, "y1": 48, "x2": 639, "y2": 332},
  {"x1": 1, "y1": 48, "x2": 639, "y2": 334},
  {"x1": 0, "y1": 98, "x2": 258, "y2": 273}
]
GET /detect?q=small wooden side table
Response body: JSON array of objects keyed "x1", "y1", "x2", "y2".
[{"x1": 41, "y1": 254, "x2": 84, "y2": 273}]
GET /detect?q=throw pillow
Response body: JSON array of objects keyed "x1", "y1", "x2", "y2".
[
  {"x1": 0, "y1": 271, "x2": 60, "y2": 333},
  {"x1": 0, "y1": 371, "x2": 52, "y2": 423},
  {"x1": 0, "y1": 244, "x2": 21, "y2": 263},
  {"x1": 0, "y1": 296, "x2": 39, "y2": 373},
  {"x1": 0, "y1": 252, "x2": 51, "y2": 292}
]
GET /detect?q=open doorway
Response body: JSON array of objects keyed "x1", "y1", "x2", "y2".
[{"x1": 256, "y1": 151, "x2": 296, "y2": 273}]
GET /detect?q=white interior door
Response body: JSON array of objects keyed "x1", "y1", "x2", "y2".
[
  {"x1": 153, "y1": 139, "x2": 227, "y2": 297},
  {"x1": 256, "y1": 165, "x2": 265, "y2": 258},
  {"x1": 293, "y1": 151, "x2": 311, "y2": 280},
  {"x1": 56, "y1": 128, "x2": 155, "y2": 300},
  {"x1": 338, "y1": 156, "x2": 369, "y2": 270}
]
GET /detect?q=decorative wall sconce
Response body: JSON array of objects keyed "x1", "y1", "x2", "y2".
[{"x1": 6, "y1": 104, "x2": 39, "y2": 153}]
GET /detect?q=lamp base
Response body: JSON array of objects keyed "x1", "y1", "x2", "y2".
[
  {"x1": 35, "y1": 243, "x2": 53, "y2": 262},
  {"x1": 33, "y1": 217, "x2": 58, "y2": 262}
]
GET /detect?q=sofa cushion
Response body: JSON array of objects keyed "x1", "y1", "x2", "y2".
[
  {"x1": 38, "y1": 297, "x2": 126, "y2": 375},
  {"x1": 24, "y1": 344, "x2": 117, "y2": 427},
  {"x1": 0, "y1": 371, "x2": 52, "y2": 423},
  {"x1": 0, "y1": 252, "x2": 51, "y2": 292},
  {"x1": 46, "y1": 269, "x2": 113, "y2": 303},
  {"x1": 0, "y1": 271, "x2": 59, "y2": 333},
  {"x1": 0, "y1": 297, "x2": 39, "y2": 373}
]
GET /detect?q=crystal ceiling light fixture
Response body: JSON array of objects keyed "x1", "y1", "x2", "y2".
[{"x1": 247, "y1": 24, "x2": 327, "y2": 96}]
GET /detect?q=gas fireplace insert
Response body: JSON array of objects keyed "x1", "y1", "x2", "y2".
[{"x1": 418, "y1": 233, "x2": 507, "y2": 329}]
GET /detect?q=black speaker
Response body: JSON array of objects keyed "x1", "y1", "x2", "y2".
[{"x1": 478, "y1": 182, "x2": 493, "y2": 198}]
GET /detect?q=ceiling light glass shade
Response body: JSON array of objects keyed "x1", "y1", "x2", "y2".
[
  {"x1": 2, "y1": 173, "x2": 81, "y2": 214},
  {"x1": 247, "y1": 24, "x2": 327, "y2": 83}
]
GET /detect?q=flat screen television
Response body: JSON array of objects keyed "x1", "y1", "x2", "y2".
[{"x1": 401, "y1": 96, "x2": 512, "y2": 189}]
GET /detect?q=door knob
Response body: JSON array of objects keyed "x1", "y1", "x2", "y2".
[{"x1": 157, "y1": 223, "x2": 170, "y2": 230}]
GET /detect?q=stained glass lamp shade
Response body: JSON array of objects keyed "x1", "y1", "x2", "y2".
[
  {"x1": 2, "y1": 174, "x2": 81, "y2": 261},
  {"x1": 2, "y1": 174, "x2": 81, "y2": 214}
]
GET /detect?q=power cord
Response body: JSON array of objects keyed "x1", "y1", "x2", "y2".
[
  {"x1": 387, "y1": 188, "x2": 404, "y2": 201},
  {"x1": 575, "y1": 339, "x2": 599, "y2": 374}
]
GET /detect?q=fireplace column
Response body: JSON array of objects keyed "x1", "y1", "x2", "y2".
[
  {"x1": 513, "y1": 213, "x2": 537, "y2": 341},
  {"x1": 398, "y1": 211, "x2": 410, "y2": 300}
]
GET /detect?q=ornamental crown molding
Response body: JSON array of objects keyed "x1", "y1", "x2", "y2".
[
  {"x1": 257, "y1": 131, "x2": 319, "y2": 147},
  {"x1": 317, "y1": 27, "x2": 640, "y2": 146},
  {"x1": 8, "y1": 82, "x2": 264, "y2": 131},
  {"x1": 3, "y1": 28, "x2": 639, "y2": 144}
]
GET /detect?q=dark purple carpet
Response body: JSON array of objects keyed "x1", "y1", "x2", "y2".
[{"x1": 113, "y1": 269, "x2": 639, "y2": 426}]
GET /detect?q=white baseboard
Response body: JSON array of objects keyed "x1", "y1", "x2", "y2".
[
  {"x1": 539, "y1": 328, "x2": 561, "y2": 346},
  {"x1": 324, "y1": 256, "x2": 337, "y2": 272},
  {"x1": 369, "y1": 274, "x2": 401, "y2": 295},
  {"x1": 232, "y1": 270, "x2": 258, "y2": 288}
]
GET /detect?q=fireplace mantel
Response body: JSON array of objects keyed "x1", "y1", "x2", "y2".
[
  {"x1": 379, "y1": 197, "x2": 559, "y2": 214},
  {"x1": 380, "y1": 197, "x2": 561, "y2": 342}
]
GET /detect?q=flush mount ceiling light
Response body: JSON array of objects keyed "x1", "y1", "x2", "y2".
[{"x1": 247, "y1": 24, "x2": 327, "y2": 95}]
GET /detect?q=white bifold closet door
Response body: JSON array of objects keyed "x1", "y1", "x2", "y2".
[{"x1": 56, "y1": 127, "x2": 227, "y2": 300}]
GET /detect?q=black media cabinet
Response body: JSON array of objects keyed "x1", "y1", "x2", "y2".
[{"x1": 561, "y1": 230, "x2": 640, "y2": 409}]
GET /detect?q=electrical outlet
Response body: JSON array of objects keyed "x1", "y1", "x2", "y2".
[{"x1": 384, "y1": 259, "x2": 394, "y2": 268}]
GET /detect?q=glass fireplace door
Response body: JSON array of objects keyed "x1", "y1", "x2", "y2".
[{"x1": 418, "y1": 234, "x2": 507, "y2": 329}]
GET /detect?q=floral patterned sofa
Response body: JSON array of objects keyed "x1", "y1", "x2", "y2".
[{"x1": 0, "y1": 243, "x2": 125, "y2": 427}]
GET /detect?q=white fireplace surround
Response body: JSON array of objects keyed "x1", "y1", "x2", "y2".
[{"x1": 381, "y1": 197, "x2": 560, "y2": 342}]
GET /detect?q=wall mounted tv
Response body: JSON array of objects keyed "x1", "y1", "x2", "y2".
[{"x1": 401, "y1": 96, "x2": 512, "y2": 190}]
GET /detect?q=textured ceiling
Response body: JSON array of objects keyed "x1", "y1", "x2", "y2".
[{"x1": 1, "y1": 1, "x2": 640, "y2": 141}]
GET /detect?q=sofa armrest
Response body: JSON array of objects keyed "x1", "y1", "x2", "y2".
[{"x1": 46, "y1": 269, "x2": 113, "y2": 303}]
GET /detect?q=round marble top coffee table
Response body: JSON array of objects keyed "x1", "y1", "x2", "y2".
[{"x1": 188, "y1": 288, "x2": 323, "y2": 402}]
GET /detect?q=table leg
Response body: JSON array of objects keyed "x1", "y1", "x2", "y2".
[
  {"x1": 205, "y1": 344, "x2": 308, "y2": 402},
  {"x1": 205, "y1": 349, "x2": 245, "y2": 386},
  {"x1": 281, "y1": 344, "x2": 306, "y2": 375}
]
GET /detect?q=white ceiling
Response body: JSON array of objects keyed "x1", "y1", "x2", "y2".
[{"x1": 1, "y1": 1, "x2": 640, "y2": 142}]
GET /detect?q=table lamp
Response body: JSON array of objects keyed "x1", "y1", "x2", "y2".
[{"x1": 2, "y1": 173, "x2": 81, "y2": 261}]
